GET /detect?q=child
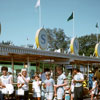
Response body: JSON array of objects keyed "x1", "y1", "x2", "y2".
[
  {"x1": 32, "y1": 74, "x2": 41, "y2": 100},
  {"x1": 90, "y1": 76, "x2": 98, "y2": 100},
  {"x1": 83, "y1": 75, "x2": 88, "y2": 88},
  {"x1": 64, "y1": 79, "x2": 70, "y2": 100},
  {"x1": 54, "y1": 66, "x2": 67, "y2": 100},
  {"x1": 44, "y1": 72, "x2": 55, "y2": 100}
]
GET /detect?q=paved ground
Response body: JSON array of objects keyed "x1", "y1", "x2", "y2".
[{"x1": 83, "y1": 96, "x2": 100, "y2": 100}]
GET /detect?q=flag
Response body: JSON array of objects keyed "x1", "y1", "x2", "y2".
[
  {"x1": 35, "y1": 0, "x2": 40, "y2": 8},
  {"x1": 96, "y1": 22, "x2": 99, "y2": 28},
  {"x1": 67, "y1": 12, "x2": 73, "y2": 21}
]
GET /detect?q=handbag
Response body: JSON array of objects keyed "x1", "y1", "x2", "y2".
[
  {"x1": 1, "y1": 84, "x2": 14, "y2": 94},
  {"x1": 16, "y1": 88, "x2": 24, "y2": 95}
]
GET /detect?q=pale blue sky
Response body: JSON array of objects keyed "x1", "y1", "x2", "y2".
[{"x1": 0, "y1": 0, "x2": 100, "y2": 46}]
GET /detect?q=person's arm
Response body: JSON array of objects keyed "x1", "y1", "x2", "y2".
[
  {"x1": 55, "y1": 79, "x2": 67, "y2": 88},
  {"x1": 43, "y1": 80, "x2": 46, "y2": 88},
  {"x1": 37, "y1": 78, "x2": 41, "y2": 86},
  {"x1": 17, "y1": 83, "x2": 24, "y2": 88},
  {"x1": 54, "y1": 85, "x2": 57, "y2": 97},
  {"x1": 74, "y1": 79, "x2": 84, "y2": 83},
  {"x1": 74, "y1": 74, "x2": 84, "y2": 83},
  {"x1": 0, "y1": 78, "x2": 6, "y2": 88},
  {"x1": 21, "y1": 75, "x2": 30, "y2": 84},
  {"x1": 1, "y1": 83, "x2": 6, "y2": 88},
  {"x1": 17, "y1": 77, "x2": 24, "y2": 88}
]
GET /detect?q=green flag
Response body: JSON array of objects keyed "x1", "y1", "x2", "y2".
[
  {"x1": 67, "y1": 12, "x2": 73, "y2": 21},
  {"x1": 96, "y1": 22, "x2": 99, "y2": 28}
]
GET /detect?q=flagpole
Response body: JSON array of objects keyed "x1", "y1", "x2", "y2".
[
  {"x1": 97, "y1": 27, "x2": 99, "y2": 43},
  {"x1": 73, "y1": 11, "x2": 74, "y2": 37},
  {"x1": 39, "y1": 0, "x2": 41, "y2": 28}
]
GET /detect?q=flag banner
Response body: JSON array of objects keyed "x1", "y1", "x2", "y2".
[
  {"x1": 35, "y1": 0, "x2": 40, "y2": 8},
  {"x1": 96, "y1": 22, "x2": 99, "y2": 28},
  {"x1": 67, "y1": 12, "x2": 73, "y2": 21}
]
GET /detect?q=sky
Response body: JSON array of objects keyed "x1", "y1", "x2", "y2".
[{"x1": 0, "y1": 0, "x2": 100, "y2": 46}]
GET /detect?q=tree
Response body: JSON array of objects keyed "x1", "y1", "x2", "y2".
[
  {"x1": 46, "y1": 28, "x2": 70, "y2": 52},
  {"x1": 78, "y1": 34, "x2": 100, "y2": 56},
  {"x1": 1, "y1": 41, "x2": 13, "y2": 45}
]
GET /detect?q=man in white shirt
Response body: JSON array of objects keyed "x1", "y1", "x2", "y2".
[{"x1": 73, "y1": 68, "x2": 84, "y2": 100}]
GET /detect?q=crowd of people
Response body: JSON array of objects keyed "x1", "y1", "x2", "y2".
[{"x1": 0, "y1": 65, "x2": 100, "y2": 100}]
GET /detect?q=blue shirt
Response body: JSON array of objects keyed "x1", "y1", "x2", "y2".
[
  {"x1": 44, "y1": 78, "x2": 55, "y2": 92},
  {"x1": 41, "y1": 73, "x2": 46, "y2": 82}
]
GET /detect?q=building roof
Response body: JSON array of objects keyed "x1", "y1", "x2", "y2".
[{"x1": 0, "y1": 43, "x2": 100, "y2": 64}]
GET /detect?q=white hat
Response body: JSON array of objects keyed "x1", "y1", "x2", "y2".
[{"x1": 21, "y1": 68, "x2": 27, "y2": 73}]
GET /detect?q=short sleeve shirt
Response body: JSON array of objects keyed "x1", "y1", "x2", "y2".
[
  {"x1": 32, "y1": 81, "x2": 41, "y2": 93},
  {"x1": 17, "y1": 76, "x2": 30, "y2": 91},
  {"x1": 44, "y1": 78, "x2": 55, "y2": 92},
  {"x1": 0, "y1": 75, "x2": 11, "y2": 85},
  {"x1": 74, "y1": 72, "x2": 84, "y2": 87},
  {"x1": 57, "y1": 73, "x2": 66, "y2": 92}
]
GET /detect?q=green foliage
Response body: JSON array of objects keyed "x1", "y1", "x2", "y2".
[
  {"x1": 2, "y1": 41, "x2": 13, "y2": 45},
  {"x1": 78, "y1": 34, "x2": 99, "y2": 56},
  {"x1": 46, "y1": 28, "x2": 70, "y2": 51}
]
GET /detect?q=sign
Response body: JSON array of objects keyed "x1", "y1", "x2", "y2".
[
  {"x1": 94, "y1": 43, "x2": 100, "y2": 57},
  {"x1": 35, "y1": 28, "x2": 48, "y2": 50},
  {"x1": 70, "y1": 37, "x2": 79, "y2": 55}
]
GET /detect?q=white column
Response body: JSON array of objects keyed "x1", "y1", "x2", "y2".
[{"x1": 27, "y1": 56, "x2": 30, "y2": 77}]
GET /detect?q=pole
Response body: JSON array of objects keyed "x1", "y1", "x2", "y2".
[
  {"x1": 11, "y1": 56, "x2": 14, "y2": 83},
  {"x1": 43, "y1": 62, "x2": 44, "y2": 72},
  {"x1": 27, "y1": 56, "x2": 30, "y2": 77},
  {"x1": 39, "y1": 0, "x2": 41, "y2": 28},
  {"x1": 88, "y1": 63, "x2": 89, "y2": 88},
  {"x1": 97, "y1": 27, "x2": 99, "y2": 43},
  {"x1": 73, "y1": 11, "x2": 74, "y2": 37}
]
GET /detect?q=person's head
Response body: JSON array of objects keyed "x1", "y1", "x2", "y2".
[
  {"x1": 8, "y1": 72, "x2": 12, "y2": 75},
  {"x1": 18, "y1": 72, "x2": 21, "y2": 77},
  {"x1": 44, "y1": 68, "x2": 50, "y2": 73},
  {"x1": 95, "y1": 67, "x2": 98, "y2": 71},
  {"x1": 1, "y1": 66, "x2": 8, "y2": 76},
  {"x1": 34, "y1": 74, "x2": 40, "y2": 81},
  {"x1": 45, "y1": 72, "x2": 51, "y2": 80},
  {"x1": 21, "y1": 69, "x2": 27, "y2": 77},
  {"x1": 56, "y1": 65, "x2": 63, "y2": 75},
  {"x1": 93, "y1": 76, "x2": 97, "y2": 81},
  {"x1": 89, "y1": 70, "x2": 92, "y2": 73},
  {"x1": 73, "y1": 68, "x2": 80, "y2": 74}
]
